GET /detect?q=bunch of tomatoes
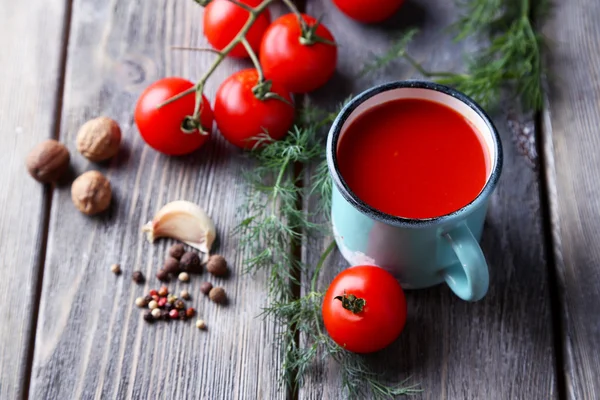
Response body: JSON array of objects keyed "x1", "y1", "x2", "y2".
[{"x1": 134, "y1": 0, "x2": 405, "y2": 156}]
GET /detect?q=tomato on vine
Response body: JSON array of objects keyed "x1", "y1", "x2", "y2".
[
  {"x1": 260, "y1": 13, "x2": 337, "y2": 93},
  {"x1": 203, "y1": 0, "x2": 271, "y2": 58},
  {"x1": 322, "y1": 265, "x2": 407, "y2": 354},
  {"x1": 214, "y1": 69, "x2": 295, "y2": 149},
  {"x1": 135, "y1": 77, "x2": 213, "y2": 156},
  {"x1": 332, "y1": 0, "x2": 404, "y2": 23}
]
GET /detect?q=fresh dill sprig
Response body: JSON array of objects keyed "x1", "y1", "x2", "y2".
[{"x1": 359, "y1": 28, "x2": 419, "y2": 78}]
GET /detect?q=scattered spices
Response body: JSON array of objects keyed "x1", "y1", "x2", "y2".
[
  {"x1": 157, "y1": 297, "x2": 167, "y2": 308},
  {"x1": 26, "y1": 139, "x2": 70, "y2": 183},
  {"x1": 151, "y1": 294, "x2": 159, "y2": 302},
  {"x1": 76, "y1": 116, "x2": 122, "y2": 162},
  {"x1": 143, "y1": 311, "x2": 154, "y2": 322},
  {"x1": 149, "y1": 289, "x2": 158, "y2": 297},
  {"x1": 164, "y1": 303, "x2": 174, "y2": 311},
  {"x1": 186, "y1": 308, "x2": 196, "y2": 318},
  {"x1": 174, "y1": 300, "x2": 185, "y2": 310},
  {"x1": 167, "y1": 295, "x2": 177, "y2": 304},
  {"x1": 178, "y1": 272, "x2": 190, "y2": 282},
  {"x1": 135, "y1": 297, "x2": 147, "y2": 307},
  {"x1": 169, "y1": 309, "x2": 180, "y2": 319},
  {"x1": 158, "y1": 286, "x2": 169, "y2": 297},
  {"x1": 207, "y1": 255, "x2": 228, "y2": 277},
  {"x1": 156, "y1": 269, "x2": 170, "y2": 282},
  {"x1": 180, "y1": 290, "x2": 190, "y2": 300},
  {"x1": 200, "y1": 281, "x2": 213, "y2": 295},
  {"x1": 151, "y1": 308, "x2": 162, "y2": 319},
  {"x1": 110, "y1": 263, "x2": 121, "y2": 275},
  {"x1": 163, "y1": 257, "x2": 181, "y2": 275},
  {"x1": 132, "y1": 271, "x2": 145, "y2": 284},
  {"x1": 196, "y1": 319, "x2": 206, "y2": 330},
  {"x1": 209, "y1": 287, "x2": 227, "y2": 304},
  {"x1": 148, "y1": 300, "x2": 158, "y2": 310},
  {"x1": 168, "y1": 243, "x2": 185, "y2": 260},
  {"x1": 180, "y1": 252, "x2": 202, "y2": 273},
  {"x1": 144, "y1": 294, "x2": 153, "y2": 304},
  {"x1": 71, "y1": 170, "x2": 112, "y2": 215}
]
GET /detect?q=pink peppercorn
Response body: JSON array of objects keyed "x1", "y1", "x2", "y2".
[
  {"x1": 158, "y1": 297, "x2": 167, "y2": 307},
  {"x1": 169, "y1": 309, "x2": 179, "y2": 319},
  {"x1": 149, "y1": 289, "x2": 158, "y2": 297}
]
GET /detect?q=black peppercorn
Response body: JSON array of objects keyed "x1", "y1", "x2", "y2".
[
  {"x1": 163, "y1": 256, "x2": 181, "y2": 275},
  {"x1": 132, "y1": 271, "x2": 145, "y2": 284},
  {"x1": 180, "y1": 251, "x2": 202, "y2": 273},
  {"x1": 200, "y1": 281, "x2": 213, "y2": 295},
  {"x1": 156, "y1": 269, "x2": 170, "y2": 282},
  {"x1": 168, "y1": 244, "x2": 185, "y2": 260},
  {"x1": 174, "y1": 300, "x2": 185, "y2": 310},
  {"x1": 144, "y1": 294, "x2": 153, "y2": 304},
  {"x1": 143, "y1": 310, "x2": 154, "y2": 322}
]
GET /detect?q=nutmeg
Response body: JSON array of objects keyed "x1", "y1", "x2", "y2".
[
  {"x1": 71, "y1": 170, "x2": 112, "y2": 215},
  {"x1": 206, "y1": 255, "x2": 228, "y2": 277},
  {"x1": 26, "y1": 139, "x2": 70, "y2": 183},
  {"x1": 76, "y1": 117, "x2": 122, "y2": 162}
]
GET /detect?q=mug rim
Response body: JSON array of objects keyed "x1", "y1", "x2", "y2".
[{"x1": 326, "y1": 80, "x2": 503, "y2": 228}]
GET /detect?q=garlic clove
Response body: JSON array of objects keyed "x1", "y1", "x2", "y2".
[{"x1": 142, "y1": 200, "x2": 216, "y2": 253}]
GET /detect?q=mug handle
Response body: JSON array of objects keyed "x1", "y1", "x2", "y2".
[{"x1": 441, "y1": 224, "x2": 489, "y2": 301}]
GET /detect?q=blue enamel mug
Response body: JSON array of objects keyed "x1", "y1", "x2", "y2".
[{"x1": 327, "y1": 81, "x2": 502, "y2": 301}]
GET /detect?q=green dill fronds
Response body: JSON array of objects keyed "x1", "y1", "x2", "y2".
[{"x1": 359, "y1": 28, "x2": 419, "y2": 78}]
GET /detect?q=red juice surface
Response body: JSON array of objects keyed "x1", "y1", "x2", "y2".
[{"x1": 337, "y1": 98, "x2": 489, "y2": 219}]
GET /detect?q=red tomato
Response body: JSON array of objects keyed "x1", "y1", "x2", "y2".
[
  {"x1": 203, "y1": 0, "x2": 271, "y2": 58},
  {"x1": 214, "y1": 69, "x2": 295, "y2": 149},
  {"x1": 135, "y1": 77, "x2": 213, "y2": 156},
  {"x1": 260, "y1": 14, "x2": 337, "y2": 93},
  {"x1": 322, "y1": 265, "x2": 407, "y2": 353},
  {"x1": 332, "y1": 0, "x2": 405, "y2": 23}
]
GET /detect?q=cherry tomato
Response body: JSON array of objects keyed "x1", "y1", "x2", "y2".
[
  {"x1": 203, "y1": 0, "x2": 271, "y2": 58},
  {"x1": 214, "y1": 69, "x2": 295, "y2": 149},
  {"x1": 260, "y1": 14, "x2": 337, "y2": 93},
  {"x1": 332, "y1": 0, "x2": 405, "y2": 23},
  {"x1": 322, "y1": 265, "x2": 407, "y2": 353},
  {"x1": 135, "y1": 77, "x2": 213, "y2": 156}
]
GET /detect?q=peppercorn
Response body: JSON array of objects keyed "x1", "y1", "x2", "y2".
[
  {"x1": 158, "y1": 286, "x2": 169, "y2": 297},
  {"x1": 132, "y1": 271, "x2": 145, "y2": 284},
  {"x1": 164, "y1": 302, "x2": 174, "y2": 312},
  {"x1": 157, "y1": 297, "x2": 167, "y2": 308},
  {"x1": 180, "y1": 290, "x2": 190, "y2": 300},
  {"x1": 174, "y1": 300, "x2": 185, "y2": 310},
  {"x1": 163, "y1": 257, "x2": 181, "y2": 275},
  {"x1": 169, "y1": 309, "x2": 180, "y2": 319},
  {"x1": 143, "y1": 311, "x2": 154, "y2": 322},
  {"x1": 206, "y1": 255, "x2": 228, "y2": 277},
  {"x1": 151, "y1": 308, "x2": 162, "y2": 319},
  {"x1": 148, "y1": 300, "x2": 158, "y2": 310},
  {"x1": 180, "y1": 252, "x2": 201, "y2": 273},
  {"x1": 156, "y1": 269, "x2": 170, "y2": 282},
  {"x1": 149, "y1": 289, "x2": 158, "y2": 297},
  {"x1": 144, "y1": 294, "x2": 153, "y2": 304},
  {"x1": 168, "y1": 244, "x2": 185, "y2": 260},
  {"x1": 135, "y1": 297, "x2": 147, "y2": 307},
  {"x1": 167, "y1": 295, "x2": 177, "y2": 304},
  {"x1": 178, "y1": 272, "x2": 190, "y2": 282},
  {"x1": 209, "y1": 287, "x2": 227, "y2": 304},
  {"x1": 200, "y1": 281, "x2": 213, "y2": 295},
  {"x1": 151, "y1": 294, "x2": 159, "y2": 302},
  {"x1": 186, "y1": 308, "x2": 196, "y2": 318},
  {"x1": 111, "y1": 264, "x2": 122, "y2": 275},
  {"x1": 196, "y1": 319, "x2": 206, "y2": 329}
]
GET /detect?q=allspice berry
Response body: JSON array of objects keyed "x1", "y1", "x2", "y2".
[
  {"x1": 156, "y1": 269, "x2": 170, "y2": 282},
  {"x1": 76, "y1": 117, "x2": 122, "y2": 162},
  {"x1": 163, "y1": 257, "x2": 181, "y2": 275},
  {"x1": 200, "y1": 281, "x2": 213, "y2": 295},
  {"x1": 132, "y1": 271, "x2": 145, "y2": 284},
  {"x1": 209, "y1": 287, "x2": 226, "y2": 304},
  {"x1": 168, "y1": 244, "x2": 185, "y2": 260},
  {"x1": 180, "y1": 252, "x2": 201, "y2": 273},
  {"x1": 26, "y1": 139, "x2": 70, "y2": 183},
  {"x1": 206, "y1": 255, "x2": 228, "y2": 277},
  {"x1": 71, "y1": 171, "x2": 111, "y2": 215}
]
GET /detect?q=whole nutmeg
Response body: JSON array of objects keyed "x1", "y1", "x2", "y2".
[
  {"x1": 163, "y1": 257, "x2": 181, "y2": 275},
  {"x1": 206, "y1": 255, "x2": 228, "y2": 277},
  {"x1": 71, "y1": 171, "x2": 111, "y2": 215},
  {"x1": 26, "y1": 139, "x2": 70, "y2": 183},
  {"x1": 209, "y1": 286, "x2": 227, "y2": 304},
  {"x1": 168, "y1": 244, "x2": 185, "y2": 260},
  {"x1": 76, "y1": 117, "x2": 122, "y2": 162},
  {"x1": 180, "y1": 252, "x2": 202, "y2": 273}
]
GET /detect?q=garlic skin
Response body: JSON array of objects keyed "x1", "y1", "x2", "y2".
[{"x1": 142, "y1": 200, "x2": 216, "y2": 253}]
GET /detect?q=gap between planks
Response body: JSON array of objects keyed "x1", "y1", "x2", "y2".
[{"x1": 21, "y1": 0, "x2": 75, "y2": 399}]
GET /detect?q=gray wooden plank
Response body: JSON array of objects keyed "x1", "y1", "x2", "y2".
[
  {"x1": 542, "y1": 1, "x2": 600, "y2": 398},
  {"x1": 300, "y1": 0, "x2": 559, "y2": 398},
  {"x1": 29, "y1": 1, "x2": 285, "y2": 398},
  {"x1": 0, "y1": 1, "x2": 68, "y2": 398}
]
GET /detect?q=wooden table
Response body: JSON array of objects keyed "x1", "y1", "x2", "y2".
[{"x1": 1, "y1": 0, "x2": 598, "y2": 398}]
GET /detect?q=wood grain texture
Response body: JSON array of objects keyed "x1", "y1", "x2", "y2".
[
  {"x1": 542, "y1": 1, "x2": 600, "y2": 398},
  {"x1": 29, "y1": 1, "x2": 285, "y2": 398},
  {"x1": 300, "y1": 1, "x2": 558, "y2": 398},
  {"x1": 0, "y1": 1, "x2": 68, "y2": 398}
]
